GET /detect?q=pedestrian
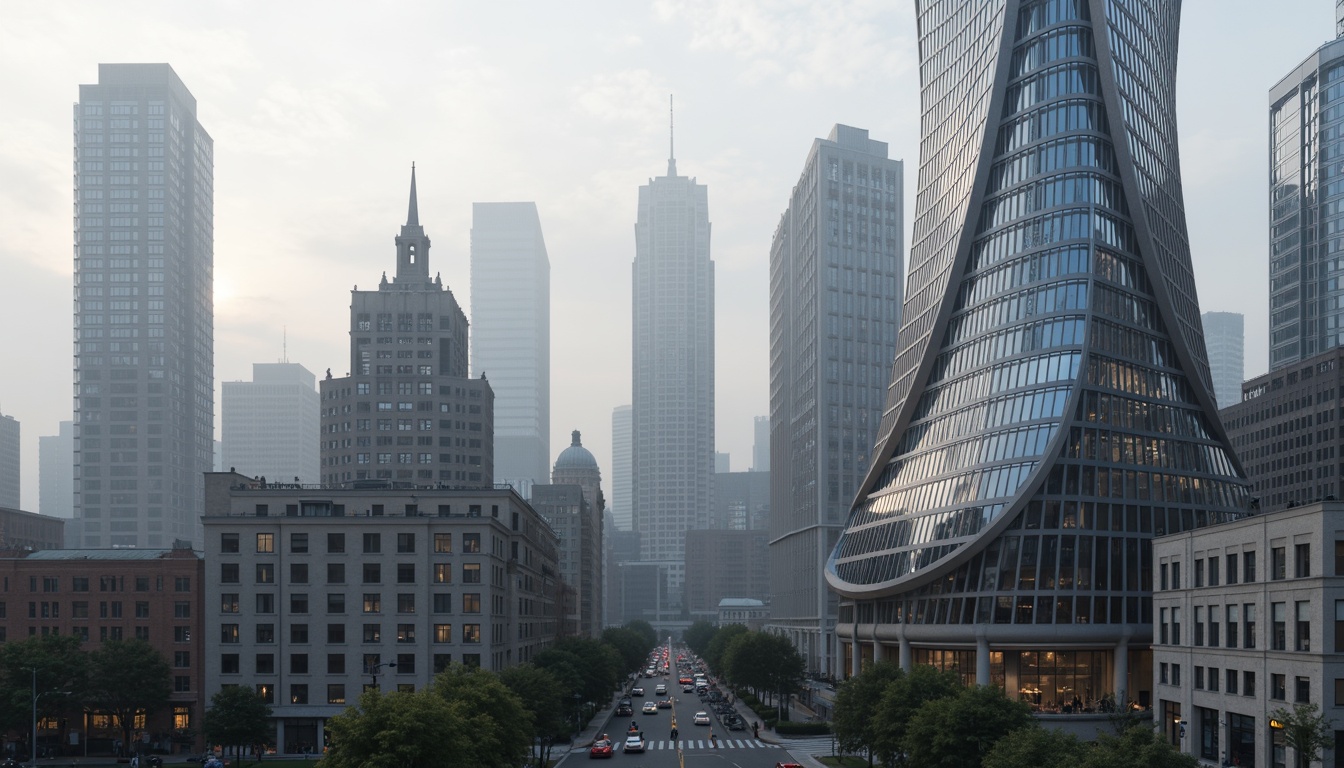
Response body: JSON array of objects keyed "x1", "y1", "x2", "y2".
[
  {"x1": 753, "y1": 721, "x2": 759, "y2": 739},
  {"x1": 130, "y1": 753, "x2": 140, "y2": 768}
]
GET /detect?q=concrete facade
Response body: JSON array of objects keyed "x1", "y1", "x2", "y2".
[
  {"x1": 0, "y1": 506, "x2": 66, "y2": 551},
  {"x1": 222, "y1": 363, "x2": 320, "y2": 484},
  {"x1": 39, "y1": 421, "x2": 75, "y2": 523}
]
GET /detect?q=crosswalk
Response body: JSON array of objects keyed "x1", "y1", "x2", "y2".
[
  {"x1": 779, "y1": 736, "x2": 839, "y2": 759},
  {"x1": 645, "y1": 738, "x2": 778, "y2": 750}
]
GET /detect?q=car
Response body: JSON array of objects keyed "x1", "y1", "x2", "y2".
[
  {"x1": 693, "y1": 711, "x2": 711, "y2": 726},
  {"x1": 682, "y1": 684, "x2": 694, "y2": 693},
  {"x1": 589, "y1": 738, "x2": 614, "y2": 759},
  {"x1": 623, "y1": 734, "x2": 646, "y2": 753},
  {"x1": 657, "y1": 698, "x2": 672, "y2": 709},
  {"x1": 655, "y1": 684, "x2": 667, "y2": 695},
  {"x1": 631, "y1": 687, "x2": 644, "y2": 697},
  {"x1": 616, "y1": 700, "x2": 633, "y2": 717},
  {"x1": 642, "y1": 701, "x2": 658, "y2": 714},
  {"x1": 775, "y1": 763, "x2": 804, "y2": 768},
  {"x1": 727, "y1": 716, "x2": 746, "y2": 731}
]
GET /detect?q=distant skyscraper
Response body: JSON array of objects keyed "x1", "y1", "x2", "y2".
[
  {"x1": 610, "y1": 405, "x2": 632, "y2": 531},
  {"x1": 827, "y1": 1, "x2": 1249, "y2": 702},
  {"x1": 766, "y1": 124, "x2": 903, "y2": 676},
  {"x1": 632, "y1": 129, "x2": 714, "y2": 612},
  {"x1": 222, "y1": 363, "x2": 320, "y2": 483},
  {"x1": 1270, "y1": 21, "x2": 1344, "y2": 370},
  {"x1": 715, "y1": 452, "x2": 730, "y2": 474},
  {"x1": 751, "y1": 415, "x2": 769, "y2": 472},
  {"x1": 0, "y1": 412, "x2": 18, "y2": 509},
  {"x1": 1202, "y1": 311, "x2": 1244, "y2": 408},
  {"x1": 39, "y1": 421, "x2": 75, "y2": 518},
  {"x1": 319, "y1": 168, "x2": 494, "y2": 486},
  {"x1": 548, "y1": 430, "x2": 604, "y2": 639},
  {"x1": 74, "y1": 64, "x2": 214, "y2": 548},
  {"x1": 470, "y1": 203, "x2": 550, "y2": 495}
]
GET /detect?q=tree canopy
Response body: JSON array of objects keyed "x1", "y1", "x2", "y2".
[
  {"x1": 682, "y1": 620, "x2": 715, "y2": 657},
  {"x1": 871, "y1": 664, "x2": 963, "y2": 765},
  {"x1": 1272, "y1": 702, "x2": 1336, "y2": 768},
  {"x1": 323, "y1": 688, "x2": 468, "y2": 768},
  {"x1": 203, "y1": 685, "x2": 272, "y2": 758},
  {"x1": 431, "y1": 664, "x2": 532, "y2": 768},
  {"x1": 86, "y1": 638, "x2": 172, "y2": 752},
  {"x1": 902, "y1": 685, "x2": 1033, "y2": 768},
  {"x1": 831, "y1": 661, "x2": 905, "y2": 766},
  {"x1": 499, "y1": 664, "x2": 567, "y2": 768}
]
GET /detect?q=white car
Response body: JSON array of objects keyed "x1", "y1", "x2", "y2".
[
  {"x1": 642, "y1": 701, "x2": 658, "y2": 714},
  {"x1": 693, "y1": 711, "x2": 711, "y2": 726},
  {"x1": 623, "y1": 734, "x2": 646, "y2": 753},
  {"x1": 655, "y1": 684, "x2": 667, "y2": 695}
]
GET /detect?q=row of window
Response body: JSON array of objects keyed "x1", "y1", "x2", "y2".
[
  {"x1": 220, "y1": 563, "x2": 482, "y2": 586},
  {"x1": 222, "y1": 591, "x2": 482, "y2": 614},
  {"x1": 3, "y1": 575, "x2": 191, "y2": 593},
  {"x1": 19, "y1": 600, "x2": 189, "y2": 619},
  {"x1": 219, "y1": 623, "x2": 481, "y2": 646},
  {"x1": 14, "y1": 624, "x2": 190, "y2": 642},
  {"x1": 235, "y1": 654, "x2": 482, "y2": 704},
  {"x1": 1161, "y1": 541, "x2": 1319, "y2": 590},
  {"x1": 221, "y1": 531, "x2": 482, "y2": 555},
  {"x1": 1158, "y1": 600, "x2": 1326, "y2": 653}
]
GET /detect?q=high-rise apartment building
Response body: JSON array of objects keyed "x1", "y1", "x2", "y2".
[
  {"x1": 319, "y1": 169, "x2": 494, "y2": 487},
  {"x1": 1270, "y1": 20, "x2": 1344, "y2": 370},
  {"x1": 610, "y1": 404, "x2": 632, "y2": 531},
  {"x1": 39, "y1": 421, "x2": 75, "y2": 519},
  {"x1": 1201, "y1": 311, "x2": 1244, "y2": 408},
  {"x1": 222, "y1": 363, "x2": 320, "y2": 483},
  {"x1": 826, "y1": 1, "x2": 1249, "y2": 712},
  {"x1": 74, "y1": 64, "x2": 214, "y2": 548},
  {"x1": 766, "y1": 124, "x2": 903, "y2": 676},
  {"x1": 470, "y1": 203, "x2": 550, "y2": 495},
  {"x1": 0, "y1": 412, "x2": 18, "y2": 509},
  {"x1": 631, "y1": 145, "x2": 714, "y2": 613}
]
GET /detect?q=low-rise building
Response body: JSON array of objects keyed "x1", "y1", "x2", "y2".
[
  {"x1": 0, "y1": 506, "x2": 65, "y2": 551},
  {"x1": 1152, "y1": 500, "x2": 1344, "y2": 767},
  {"x1": 202, "y1": 471, "x2": 559, "y2": 755}
]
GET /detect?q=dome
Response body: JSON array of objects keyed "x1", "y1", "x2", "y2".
[{"x1": 554, "y1": 430, "x2": 598, "y2": 471}]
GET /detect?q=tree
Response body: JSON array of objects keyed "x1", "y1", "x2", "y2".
[
  {"x1": 323, "y1": 688, "x2": 469, "y2": 768},
  {"x1": 203, "y1": 686, "x2": 272, "y2": 762},
  {"x1": 1079, "y1": 726, "x2": 1199, "y2": 768},
  {"x1": 500, "y1": 664, "x2": 567, "y2": 768},
  {"x1": 600, "y1": 627, "x2": 648, "y2": 676},
  {"x1": 86, "y1": 638, "x2": 172, "y2": 754},
  {"x1": 624, "y1": 620, "x2": 657, "y2": 651},
  {"x1": 704, "y1": 623, "x2": 748, "y2": 672},
  {"x1": 721, "y1": 632, "x2": 804, "y2": 717},
  {"x1": 682, "y1": 620, "x2": 716, "y2": 657},
  {"x1": 983, "y1": 725, "x2": 1087, "y2": 768},
  {"x1": 831, "y1": 661, "x2": 904, "y2": 766},
  {"x1": 871, "y1": 665, "x2": 962, "y2": 766},
  {"x1": 432, "y1": 664, "x2": 532, "y2": 768},
  {"x1": 0, "y1": 634, "x2": 89, "y2": 755},
  {"x1": 1271, "y1": 702, "x2": 1336, "y2": 768},
  {"x1": 902, "y1": 685, "x2": 1033, "y2": 768}
]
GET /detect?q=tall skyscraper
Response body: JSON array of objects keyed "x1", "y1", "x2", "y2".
[
  {"x1": 74, "y1": 64, "x2": 214, "y2": 548},
  {"x1": 319, "y1": 169, "x2": 494, "y2": 487},
  {"x1": 1201, "y1": 311, "x2": 1244, "y2": 408},
  {"x1": 39, "y1": 421, "x2": 75, "y2": 518},
  {"x1": 1270, "y1": 20, "x2": 1344, "y2": 370},
  {"x1": 766, "y1": 124, "x2": 903, "y2": 676},
  {"x1": 610, "y1": 404, "x2": 632, "y2": 531},
  {"x1": 826, "y1": 0, "x2": 1249, "y2": 710},
  {"x1": 470, "y1": 202, "x2": 550, "y2": 495},
  {"x1": 222, "y1": 363, "x2": 320, "y2": 483},
  {"x1": 0, "y1": 412, "x2": 18, "y2": 509},
  {"x1": 751, "y1": 415, "x2": 769, "y2": 472},
  {"x1": 631, "y1": 129, "x2": 714, "y2": 613},
  {"x1": 547, "y1": 430, "x2": 604, "y2": 639}
]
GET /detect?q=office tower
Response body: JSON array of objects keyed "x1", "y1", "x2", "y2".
[
  {"x1": 0, "y1": 412, "x2": 18, "y2": 509},
  {"x1": 222, "y1": 363, "x2": 320, "y2": 483},
  {"x1": 752, "y1": 415, "x2": 769, "y2": 472},
  {"x1": 710, "y1": 469, "x2": 769, "y2": 531},
  {"x1": 610, "y1": 404, "x2": 632, "y2": 531},
  {"x1": 39, "y1": 421, "x2": 75, "y2": 518},
  {"x1": 1222, "y1": 346, "x2": 1344, "y2": 510},
  {"x1": 74, "y1": 64, "x2": 214, "y2": 548},
  {"x1": 319, "y1": 169, "x2": 494, "y2": 487},
  {"x1": 631, "y1": 133, "x2": 714, "y2": 613},
  {"x1": 470, "y1": 203, "x2": 550, "y2": 495},
  {"x1": 826, "y1": 0, "x2": 1249, "y2": 710},
  {"x1": 1271, "y1": 21, "x2": 1344, "y2": 370},
  {"x1": 1201, "y1": 311, "x2": 1244, "y2": 408},
  {"x1": 548, "y1": 430, "x2": 604, "y2": 639},
  {"x1": 684, "y1": 528, "x2": 770, "y2": 617},
  {"x1": 715, "y1": 452, "x2": 731, "y2": 474},
  {"x1": 766, "y1": 124, "x2": 903, "y2": 676}
]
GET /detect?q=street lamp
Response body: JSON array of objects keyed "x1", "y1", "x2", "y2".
[
  {"x1": 365, "y1": 660, "x2": 397, "y2": 690},
  {"x1": 30, "y1": 669, "x2": 70, "y2": 768}
]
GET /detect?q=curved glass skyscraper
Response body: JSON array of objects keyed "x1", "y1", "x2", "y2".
[{"x1": 826, "y1": 0, "x2": 1249, "y2": 710}]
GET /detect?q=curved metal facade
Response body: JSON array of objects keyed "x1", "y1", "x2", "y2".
[{"x1": 827, "y1": 0, "x2": 1249, "y2": 629}]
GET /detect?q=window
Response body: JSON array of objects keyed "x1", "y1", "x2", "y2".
[
  {"x1": 221, "y1": 654, "x2": 239, "y2": 674},
  {"x1": 1208, "y1": 557, "x2": 1219, "y2": 587},
  {"x1": 73, "y1": 577, "x2": 89, "y2": 592},
  {"x1": 1243, "y1": 671, "x2": 1255, "y2": 696},
  {"x1": 396, "y1": 653, "x2": 415, "y2": 673},
  {"x1": 1273, "y1": 602, "x2": 1287, "y2": 650},
  {"x1": 1172, "y1": 561, "x2": 1181, "y2": 589},
  {"x1": 397, "y1": 533, "x2": 415, "y2": 553},
  {"x1": 174, "y1": 651, "x2": 191, "y2": 668},
  {"x1": 462, "y1": 594, "x2": 481, "y2": 613},
  {"x1": 1160, "y1": 608, "x2": 1169, "y2": 644},
  {"x1": 257, "y1": 624, "x2": 275, "y2": 643},
  {"x1": 327, "y1": 594, "x2": 346, "y2": 614},
  {"x1": 1172, "y1": 607, "x2": 1181, "y2": 645},
  {"x1": 1159, "y1": 662, "x2": 1168, "y2": 684},
  {"x1": 1208, "y1": 606, "x2": 1220, "y2": 647},
  {"x1": 256, "y1": 594, "x2": 274, "y2": 614},
  {"x1": 135, "y1": 576, "x2": 150, "y2": 592},
  {"x1": 1296, "y1": 676, "x2": 1311, "y2": 703},
  {"x1": 462, "y1": 624, "x2": 481, "y2": 643},
  {"x1": 1226, "y1": 553, "x2": 1238, "y2": 584},
  {"x1": 175, "y1": 576, "x2": 191, "y2": 591},
  {"x1": 220, "y1": 533, "x2": 239, "y2": 553},
  {"x1": 255, "y1": 563, "x2": 274, "y2": 584},
  {"x1": 221, "y1": 593, "x2": 239, "y2": 613},
  {"x1": 327, "y1": 563, "x2": 345, "y2": 584},
  {"x1": 291, "y1": 654, "x2": 309, "y2": 674},
  {"x1": 1226, "y1": 669, "x2": 1237, "y2": 695},
  {"x1": 434, "y1": 533, "x2": 452, "y2": 553},
  {"x1": 290, "y1": 684, "x2": 308, "y2": 705},
  {"x1": 1272, "y1": 546, "x2": 1286, "y2": 580},
  {"x1": 291, "y1": 563, "x2": 309, "y2": 584},
  {"x1": 256, "y1": 533, "x2": 274, "y2": 553},
  {"x1": 1208, "y1": 667, "x2": 1219, "y2": 692},
  {"x1": 363, "y1": 563, "x2": 381, "y2": 584},
  {"x1": 462, "y1": 563, "x2": 481, "y2": 584},
  {"x1": 220, "y1": 563, "x2": 239, "y2": 583},
  {"x1": 256, "y1": 654, "x2": 275, "y2": 674},
  {"x1": 1272, "y1": 673, "x2": 1287, "y2": 700},
  {"x1": 397, "y1": 563, "x2": 415, "y2": 584},
  {"x1": 462, "y1": 533, "x2": 481, "y2": 553},
  {"x1": 1295, "y1": 543, "x2": 1311, "y2": 578},
  {"x1": 328, "y1": 533, "x2": 345, "y2": 553},
  {"x1": 328, "y1": 623, "x2": 346, "y2": 643},
  {"x1": 174, "y1": 626, "x2": 191, "y2": 642},
  {"x1": 328, "y1": 653, "x2": 345, "y2": 674},
  {"x1": 1159, "y1": 562, "x2": 1168, "y2": 590},
  {"x1": 1244, "y1": 550, "x2": 1256, "y2": 582},
  {"x1": 328, "y1": 684, "x2": 346, "y2": 705},
  {"x1": 1194, "y1": 666, "x2": 1204, "y2": 690},
  {"x1": 291, "y1": 624, "x2": 309, "y2": 643},
  {"x1": 434, "y1": 623, "x2": 452, "y2": 642},
  {"x1": 433, "y1": 594, "x2": 451, "y2": 613},
  {"x1": 220, "y1": 624, "x2": 239, "y2": 644},
  {"x1": 1194, "y1": 559, "x2": 1204, "y2": 587},
  {"x1": 1193, "y1": 607, "x2": 1204, "y2": 646},
  {"x1": 397, "y1": 623, "x2": 416, "y2": 643},
  {"x1": 397, "y1": 593, "x2": 415, "y2": 613},
  {"x1": 257, "y1": 684, "x2": 275, "y2": 704},
  {"x1": 363, "y1": 594, "x2": 382, "y2": 613},
  {"x1": 363, "y1": 533, "x2": 381, "y2": 553},
  {"x1": 291, "y1": 594, "x2": 309, "y2": 614},
  {"x1": 291, "y1": 532, "x2": 309, "y2": 553},
  {"x1": 1227, "y1": 604, "x2": 1239, "y2": 649},
  {"x1": 363, "y1": 624, "x2": 381, "y2": 642},
  {"x1": 1336, "y1": 540, "x2": 1344, "y2": 576},
  {"x1": 1296, "y1": 601, "x2": 1311, "y2": 651},
  {"x1": 434, "y1": 564, "x2": 452, "y2": 584}
]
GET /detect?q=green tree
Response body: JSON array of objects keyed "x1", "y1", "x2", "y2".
[
  {"x1": 0, "y1": 634, "x2": 88, "y2": 754},
  {"x1": 704, "y1": 623, "x2": 748, "y2": 672},
  {"x1": 1080, "y1": 726, "x2": 1199, "y2": 768},
  {"x1": 87, "y1": 638, "x2": 172, "y2": 754},
  {"x1": 432, "y1": 664, "x2": 532, "y2": 768},
  {"x1": 624, "y1": 620, "x2": 657, "y2": 651},
  {"x1": 831, "y1": 660, "x2": 904, "y2": 766},
  {"x1": 600, "y1": 627, "x2": 648, "y2": 676},
  {"x1": 203, "y1": 685, "x2": 272, "y2": 762},
  {"x1": 1271, "y1": 702, "x2": 1336, "y2": 768},
  {"x1": 682, "y1": 620, "x2": 716, "y2": 657},
  {"x1": 871, "y1": 665, "x2": 962, "y2": 765},
  {"x1": 902, "y1": 685, "x2": 1032, "y2": 768},
  {"x1": 722, "y1": 632, "x2": 804, "y2": 717},
  {"x1": 983, "y1": 725, "x2": 1087, "y2": 768},
  {"x1": 500, "y1": 664, "x2": 567, "y2": 768},
  {"x1": 323, "y1": 688, "x2": 469, "y2": 768}
]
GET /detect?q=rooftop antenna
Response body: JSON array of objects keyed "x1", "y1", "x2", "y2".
[
  {"x1": 667, "y1": 94, "x2": 677, "y2": 177},
  {"x1": 281, "y1": 326, "x2": 288, "y2": 364}
]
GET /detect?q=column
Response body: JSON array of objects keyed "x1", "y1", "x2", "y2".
[
  {"x1": 850, "y1": 638, "x2": 861, "y2": 677},
  {"x1": 975, "y1": 628, "x2": 990, "y2": 687},
  {"x1": 1113, "y1": 637, "x2": 1129, "y2": 705},
  {"x1": 898, "y1": 635, "x2": 912, "y2": 670}
]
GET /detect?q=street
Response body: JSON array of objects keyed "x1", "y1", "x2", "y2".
[{"x1": 578, "y1": 692, "x2": 788, "y2": 768}]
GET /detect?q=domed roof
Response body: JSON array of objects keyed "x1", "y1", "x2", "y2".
[{"x1": 554, "y1": 430, "x2": 598, "y2": 471}]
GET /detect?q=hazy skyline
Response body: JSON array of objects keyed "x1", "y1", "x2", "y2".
[{"x1": 0, "y1": 1, "x2": 1334, "y2": 511}]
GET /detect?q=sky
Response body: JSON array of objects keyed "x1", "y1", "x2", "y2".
[{"x1": 0, "y1": 1, "x2": 1334, "y2": 513}]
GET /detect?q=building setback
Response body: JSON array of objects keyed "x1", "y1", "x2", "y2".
[
  {"x1": 202, "y1": 471, "x2": 558, "y2": 755},
  {"x1": 1220, "y1": 346, "x2": 1344, "y2": 511},
  {"x1": 319, "y1": 169, "x2": 494, "y2": 487},
  {"x1": 1201, "y1": 311, "x2": 1244, "y2": 409},
  {"x1": 766, "y1": 124, "x2": 903, "y2": 676},
  {"x1": 826, "y1": 0, "x2": 1249, "y2": 718},
  {"x1": 73, "y1": 63, "x2": 214, "y2": 549},
  {"x1": 222, "y1": 363, "x2": 320, "y2": 484},
  {"x1": 469, "y1": 202, "x2": 550, "y2": 496}
]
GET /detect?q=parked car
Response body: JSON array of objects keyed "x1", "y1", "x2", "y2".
[
  {"x1": 623, "y1": 734, "x2": 646, "y2": 753},
  {"x1": 693, "y1": 711, "x2": 711, "y2": 726},
  {"x1": 589, "y1": 738, "x2": 614, "y2": 759}
]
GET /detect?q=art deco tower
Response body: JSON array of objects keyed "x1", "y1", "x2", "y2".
[{"x1": 827, "y1": 0, "x2": 1249, "y2": 706}]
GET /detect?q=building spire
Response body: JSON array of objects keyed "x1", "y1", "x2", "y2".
[
  {"x1": 667, "y1": 94, "x2": 677, "y2": 177},
  {"x1": 406, "y1": 162, "x2": 419, "y2": 228}
]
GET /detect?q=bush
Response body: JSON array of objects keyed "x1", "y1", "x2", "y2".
[{"x1": 775, "y1": 721, "x2": 831, "y2": 736}]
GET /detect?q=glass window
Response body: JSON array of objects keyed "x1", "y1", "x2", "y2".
[
  {"x1": 363, "y1": 623, "x2": 381, "y2": 642},
  {"x1": 328, "y1": 684, "x2": 346, "y2": 705},
  {"x1": 327, "y1": 533, "x2": 345, "y2": 553},
  {"x1": 220, "y1": 564, "x2": 239, "y2": 583},
  {"x1": 433, "y1": 593, "x2": 451, "y2": 613},
  {"x1": 328, "y1": 623, "x2": 345, "y2": 644},
  {"x1": 1226, "y1": 553, "x2": 1238, "y2": 584},
  {"x1": 1296, "y1": 676, "x2": 1311, "y2": 703},
  {"x1": 1273, "y1": 602, "x2": 1287, "y2": 650},
  {"x1": 255, "y1": 564, "x2": 274, "y2": 584},
  {"x1": 1244, "y1": 551, "x2": 1256, "y2": 582},
  {"x1": 1272, "y1": 674, "x2": 1286, "y2": 700},
  {"x1": 1272, "y1": 547, "x2": 1286, "y2": 580},
  {"x1": 1227, "y1": 604, "x2": 1240, "y2": 649},
  {"x1": 1297, "y1": 601, "x2": 1311, "y2": 651},
  {"x1": 363, "y1": 533, "x2": 381, "y2": 553},
  {"x1": 397, "y1": 593, "x2": 415, "y2": 613},
  {"x1": 462, "y1": 594, "x2": 480, "y2": 613},
  {"x1": 291, "y1": 532, "x2": 308, "y2": 553},
  {"x1": 462, "y1": 533, "x2": 481, "y2": 553},
  {"x1": 397, "y1": 623, "x2": 415, "y2": 643},
  {"x1": 397, "y1": 564, "x2": 415, "y2": 584},
  {"x1": 220, "y1": 624, "x2": 239, "y2": 644},
  {"x1": 434, "y1": 624, "x2": 452, "y2": 642},
  {"x1": 328, "y1": 653, "x2": 345, "y2": 673},
  {"x1": 434, "y1": 533, "x2": 452, "y2": 552},
  {"x1": 1295, "y1": 543, "x2": 1310, "y2": 578},
  {"x1": 462, "y1": 563, "x2": 481, "y2": 584},
  {"x1": 397, "y1": 533, "x2": 415, "y2": 553},
  {"x1": 220, "y1": 533, "x2": 239, "y2": 553},
  {"x1": 327, "y1": 563, "x2": 345, "y2": 584},
  {"x1": 363, "y1": 594, "x2": 381, "y2": 613},
  {"x1": 327, "y1": 594, "x2": 345, "y2": 614},
  {"x1": 434, "y1": 564, "x2": 451, "y2": 584},
  {"x1": 462, "y1": 624, "x2": 481, "y2": 643},
  {"x1": 256, "y1": 533, "x2": 274, "y2": 553},
  {"x1": 363, "y1": 564, "x2": 381, "y2": 584}
]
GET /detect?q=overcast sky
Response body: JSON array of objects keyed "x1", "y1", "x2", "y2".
[{"x1": 0, "y1": 1, "x2": 1333, "y2": 512}]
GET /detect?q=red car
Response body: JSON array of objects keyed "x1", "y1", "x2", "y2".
[{"x1": 589, "y1": 737, "x2": 614, "y2": 759}]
